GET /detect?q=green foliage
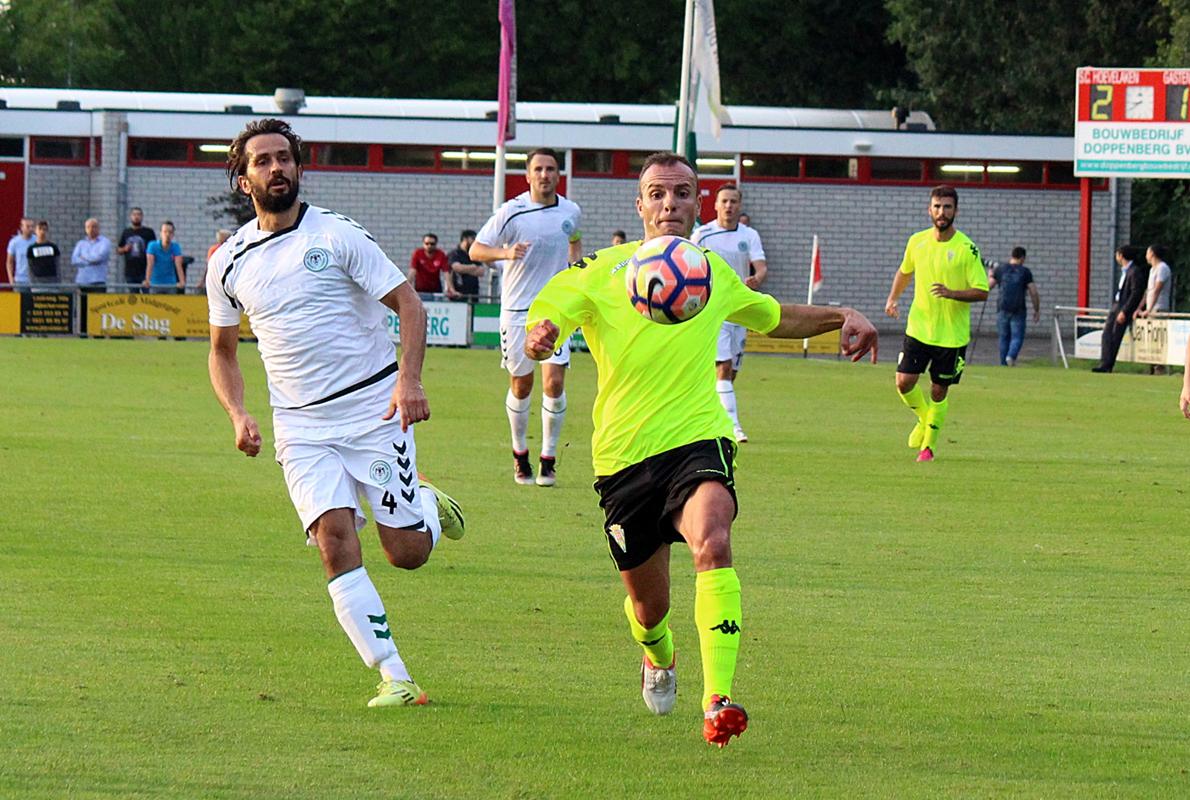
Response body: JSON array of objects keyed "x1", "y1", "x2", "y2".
[
  {"x1": 1129, "y1": 179, "x2": 1190, "y2": 308},
  {"x1": 885, "y1": 0, "x2": 1167, "y2": 133},
  {"x1": 4, "y1": 340, "x2": 1190, "y2": 797},
  {"x1": 207, "y1": 188, "x2": 256, "y2": 227}
]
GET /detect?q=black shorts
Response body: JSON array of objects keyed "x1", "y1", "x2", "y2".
[
  {"x1": 897, "y1": 335, "x2": 967, "y2": 386},
  {"x1": 593, "y1": 438, "x2": 738, "y2": 572}
]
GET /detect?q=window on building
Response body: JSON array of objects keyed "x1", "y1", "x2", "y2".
[
  {"x1": 440, "y1": 148, "x2": 497, "y2": 172},
  {"x1": 382, "y1": 146, "x2": 436, "y2": 169},
  {"x1": 0, "y1": 138, "x2": 24, "y2": 158},
  {"x1": 315, "y1": 143, "x2": 369, "y2": 167},
  {"x1": 574, "y1": 150, "x2": 613, "y2": 175},
  {"x1": 694, "y1": 155, "x2": 736, "y2": 176},
  {"x1": 1046, "y1": 162, "x2": 1078, "y2": 186},
  {"x1": 742, "y1": 154, "x2": 800, "y2": 178},
  {"x1": 32, "y1": 137, "x2": 89, "y2": 163},
  {"x1": 193, "y1": 143, "x2": 230, "y2": 163},
  {"x1": 929, "y1": 161, "x2": 985, "y2": 183},
  {"x1": 130, "y1": 139, "x2": 188, "y2": 163},
  {"x1": 804, "y1": 157, "x2": 856, "y2": 180},
  {"x1": 986, "y1": 161, "x2": 1042, "y2": 184},
  {"x1": 870, "y1": 158, "x2": 924, "y2": 181}
]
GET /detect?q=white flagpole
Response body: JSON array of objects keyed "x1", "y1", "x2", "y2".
[
  {"x1": 676, "y1": 0, "x2": 695, "y2": 150},
  {"x1": 493, "y1": 141, "x2": 506, "y2": 213},
  {"x1": 803, "y1": 234, "x2": 818, "y2": 358}
]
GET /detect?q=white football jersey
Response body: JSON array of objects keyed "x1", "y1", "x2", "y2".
[
  {"x1": 476, "y1": 191, "x2": 582, "y2": 310},
  {"x1": 207, "y1": 203, "x2": 405, "y2": 433},
  {"x1": 691, "y1": 221, "x2": 766, "y2": 281}
]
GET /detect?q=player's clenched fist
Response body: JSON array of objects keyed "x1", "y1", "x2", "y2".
[
  {"x1": 233, "y1": 412, "x2": 262, "y2": 457},
  {"x1": 525, "y1": 319, "x2": 560, "y2": 361}
]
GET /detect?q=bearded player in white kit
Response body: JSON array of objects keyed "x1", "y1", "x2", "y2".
[
  {"x1": 691, "y1": 184, "x2": 768, "y2": 443},
  {"x1": 470, "y1": 148, "x2": 582, "y2": 487},
  {"x1": 206, "y1": 119, "x2": 464, "y2": 708}
]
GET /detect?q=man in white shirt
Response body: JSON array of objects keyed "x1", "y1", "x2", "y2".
[
  {"x1": 206, "y1": 118, "x2": 464, "y2": 709},
  {"x1": 1136, "y1": 244, "x2": 1173, "y2": 318},
  {"x1": 470, "y1": 148, "x2": 583, "y2": 486},
  {"x1": 6, "y1": 217, "x2": 35, "y2": 289},
  {"x1": 691, "y1": 184, "x2": 768, "y2": 442},
  {"x1": 71, "y1": 218, "x2": 112, "y2": 292}
]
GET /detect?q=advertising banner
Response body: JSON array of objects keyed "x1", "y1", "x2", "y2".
[
  {"x1": 87, "y1": 293, "x2": 254, "y2": 338},
  {"x1": 386, "y1": 300, "x2": 470, "y2": 347},
  {"x1": 0, "y1": 292, "x2": 20, "y2": 334},
  {"x1": 20, "y1": 292, "x2": 74, "y2": 334}
]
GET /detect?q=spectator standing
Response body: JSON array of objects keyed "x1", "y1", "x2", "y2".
[
  {"x1": 6, "y1": 217, "x2": 35, "y2": 289},
  {"x1": 611, "y1": 230, "x2": 627, "y2": 246},
  {"x1": 207, "y1": 229, "x2": 232, "y2": 261},
  {"x1": 117, "y1": 207, "x2": 156, "y2": 292},
  {"x1": 26, "y1": 221, "x2": 60, "y2": 288},
  {"x1": 988, "y1": 246, "x2": 1040, "y2": 366},
  {"x1": 408, "y1": 233, "x2": 449, "y2": 297},
  {"x1": 446, "y1": 229, "x2": 484, "y2": 301},
  {"x1": 1136, "y1": 245, "x2": 1173, "y2": 318},
  {"x1": 144, "y1": 221, "x2": 184, "y2": 294},
  {"x1": 1092, "y1": 245, "x2": 1149, "y2": 373},
  {"x1": 738, "y1": 213, "x2": 751, "y2": 228},
  {"x1": 72, "y1": 217, "x2": 112, "y2": 293}
]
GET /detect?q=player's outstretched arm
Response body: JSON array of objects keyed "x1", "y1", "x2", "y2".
[
  {"x1": 208, "y1": 324, "x2": 261, "y2": 457},
  {"x1": 885, "y1": 270, "x2": 911, "y2": 318},
  {"x1": 380, "y1": 282, "x2": 429, "y2": 430},
  {"x1": 768, "y1": 304, "x2": 878, "y2": 363},
  {"x1": 525, "y1": 319, "x2": 560, "y2": 361},
  {"x1": 470, "y1": 240, "x2": 530, "y2": 263},
  {"x1": 930, "y1": 284, "x2": 989, "y2": 303}
]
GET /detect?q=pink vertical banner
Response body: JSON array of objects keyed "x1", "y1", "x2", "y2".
[{"x1": 497, "y1": 0, "x2": 517, "y2": 146}]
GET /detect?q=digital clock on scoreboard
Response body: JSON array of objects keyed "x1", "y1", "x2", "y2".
[{"x1": 1075, "y1": 66, "x2": 1190, "y2": 178}]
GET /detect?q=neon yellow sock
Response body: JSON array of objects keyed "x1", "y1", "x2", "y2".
[
  {"x1": 898, "y1": 384, "x2": 930, "y2": 422},
  {"x1": 694, "y1": 567, "x2": 742, "y2": 708},
  {"x1": 623, "y1": 595, "x2": 674, "y2": 668},
  {"x1": 924, "y1": 397, "x2": 949, "y2": 449}
]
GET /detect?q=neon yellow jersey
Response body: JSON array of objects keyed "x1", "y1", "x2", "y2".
[
  {"x1": 528, "y1": 241, "x2": 781, "y2": 476},
  {"x1": 900, "y1": 228, "x2": 989, "y2": 347}
]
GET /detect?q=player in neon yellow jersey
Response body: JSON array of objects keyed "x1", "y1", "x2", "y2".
[
  {"x1": 884, "y1": 185, "x2": 989, "y2": 463},
  {"x1": 525, "y1": 152, "x2": 878, "y2": 748}
]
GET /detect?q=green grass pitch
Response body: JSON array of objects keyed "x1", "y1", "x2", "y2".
[{"x1": 2, "y1": 338, "x2": 1189, "y2": 798}]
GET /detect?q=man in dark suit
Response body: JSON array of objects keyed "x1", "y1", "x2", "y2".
[{"x1": 1093, "y1": 245, "x2": 1149, "y2": 373}]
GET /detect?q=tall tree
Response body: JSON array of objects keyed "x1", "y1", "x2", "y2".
[{"x1": 885, "y1": 0, "x2": 1167, "y2": 133}]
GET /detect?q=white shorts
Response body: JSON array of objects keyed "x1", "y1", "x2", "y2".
[
  {"x1": 500, "y1": 309, "x2": 570, "y2": 377},
  {"x1": 716, "y1": 322, "x2": 747, "y2": 371},
  {"x1": 275, "y1": 416, "x2": 424, "y2": 537}
]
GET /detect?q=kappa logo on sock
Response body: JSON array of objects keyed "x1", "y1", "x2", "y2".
[
  {"x1": 710, "y1": 619, "x2": 741, "y2": 635},
  {"x1": 608, "y1": 523, "x2": 627, "y2": 552}
]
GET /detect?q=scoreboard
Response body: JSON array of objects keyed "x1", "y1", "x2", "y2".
[{"x1": 1075, "y1": 66, "x2": 1190, "y2": 179}]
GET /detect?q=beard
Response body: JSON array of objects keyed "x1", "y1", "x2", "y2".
[
  {"x1": 933, "y1": 215, "x2": 953, "y2": 231},
  {"x1": 252, "y1": 175, "x2": 300, "y2": 214}
]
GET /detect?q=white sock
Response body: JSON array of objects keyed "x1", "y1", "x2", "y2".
[
  {"x1": 327, "y1": 566, "x2": 409, "y2": 680},
  {"x1": 716, "y1": 379, "x2": 740, "y2": 427},
  {"x1": 506, "y1": 388, "x2": 530, "y2": 453},
  {"x1": 419, "y1": 487, "x2": 442, "y2": 548},
  {"x1": 541, "y1": 392, "x2": 566, "y2": 458}
]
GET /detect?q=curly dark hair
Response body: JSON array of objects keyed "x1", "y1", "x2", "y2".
[{"x1": 226, "y1": 118, "x2": 303, "y2": 190}]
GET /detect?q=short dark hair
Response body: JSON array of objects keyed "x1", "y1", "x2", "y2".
[
  {"x1": 130, "y1": 206, "x2": 143, "y2": 214},
  {"x1": 1149, "y1": 244, "x2": 1170, "y2": 262},
  {"x1": 1117, "y1": 244, "x2": 1141, "y2": 262},
  {"x1": 423, "y1": 233, "x2": 438, "y2": 243},
  {"x1": 162, "y1": 220, "x2": 175, "y2": 230},
  {"x1": 637, "y1": 151, "x2": 697, "y2": 185},
  {"x1": 1011, "y1": 246, "x2": 1027, "y2": 260},
  {"x1": 930, "y1": 185, "x2": 958, "y2": 204},
  {"x1": 460, "y1": 229, "x2": 476, "y2": 240},
  {"x1": 612, "y1": 229, "x2": 627, "y2": 239},
  {"x1": 227, "y1": 118, "x2": 303, "y2": 190},
  {"x1": 715, "y1": 183, "x2": 742, "y2": 199},
  {"x1": 35, "y1": 220, "x2": 48, "y2": 228},
  {"x1": 526, "y1": 148, "x2": 561, "y2": 169}
]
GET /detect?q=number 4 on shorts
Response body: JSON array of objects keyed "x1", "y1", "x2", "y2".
[{"x1": 381, "y1": 491, "x2": 398, "y2": 514}]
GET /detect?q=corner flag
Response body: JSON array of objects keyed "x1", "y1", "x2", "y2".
[{"x1": 810, "y1": 236, "x2": 823, "y2": 298}]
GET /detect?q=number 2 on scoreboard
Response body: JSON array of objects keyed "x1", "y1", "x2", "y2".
[{"x1": 1090, "y1": 84, "x2": 1113, "y2": 120}]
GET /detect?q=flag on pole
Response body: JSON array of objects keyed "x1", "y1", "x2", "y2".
[
  {"x1": 810, "y1": 235, "x2": 823, "y2": 296},
  {"x1": 690, "y1": 0, "x2": 731, "y2": 138},
  {"x1": 497, "y1": 0, "x2": 517, "y2": 147}
]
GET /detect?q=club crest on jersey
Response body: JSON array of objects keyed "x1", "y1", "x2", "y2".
[
  {"x1": 369, "y1": 460, "x2": 393, "y2": 485},
  {"x1": 737, "y1": 240, "x2": 748, "y2": 252},
  {"x1": 608, "y1": 523, "x2": 627, "y2": 552},
  {"x1": 561, "y1": 218, "x2": 575, "y2": 235},
  {"x1": 947, "y1": 250, "x2": 955, "y2": 261},
  {"x1": 303, "y1": 247, "x2": 333, "y2": 272}
]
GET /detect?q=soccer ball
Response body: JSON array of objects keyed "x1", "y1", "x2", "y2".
[{"x1": 625, "y1": 236, "x2": 713, "y2": 324}]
